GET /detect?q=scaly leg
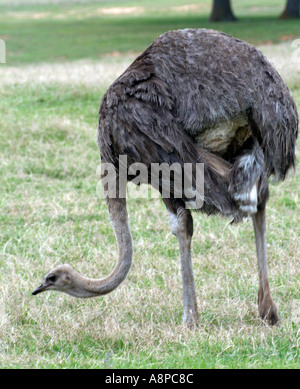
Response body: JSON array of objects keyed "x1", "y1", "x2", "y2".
[
  {"x1": 252, "y1": 208, "x2": 279, "y2": 325},
  {"x1": 169, "y1": 206, "x2": 199, "y2": 327}
]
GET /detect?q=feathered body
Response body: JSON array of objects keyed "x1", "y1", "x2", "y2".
[
  {"x1": 98, "y1": 29, "x2": 298, "y2": 220},
  {"x1": 33, "y1": 29, "x2": 298, "y2": 326}
]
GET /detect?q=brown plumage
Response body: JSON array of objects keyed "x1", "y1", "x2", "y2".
[
  {"x1": 33, "y1": 29, "x2": 298, "y2": 327},
  {"x1": 98, "y1": 28, "x2": 298, "y2": 218}
]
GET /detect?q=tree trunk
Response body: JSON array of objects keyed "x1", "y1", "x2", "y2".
[
  {"x1": 209, "y1": 0, "x2": 237, "y2": 22},
  {"x1": 279, "y1": 0, "x2": 300, "y2": 19}
]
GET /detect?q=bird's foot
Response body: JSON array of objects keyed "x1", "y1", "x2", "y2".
[
  {"x1": 182, "y1": 310, "x2": 199, "y2": 329},
  {"x1": 258, "y1": 294, "x2": 279, "y2": 326}
]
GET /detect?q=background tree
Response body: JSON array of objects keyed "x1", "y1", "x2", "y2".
[
  {"x1": 279, "y1": 0, "x2": 300, "y2": 19},
  {"x1": 209, "y1": 0, "x2": 237, "y2": 22}
]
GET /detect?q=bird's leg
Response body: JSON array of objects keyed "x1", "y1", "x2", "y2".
[
  {"x1": 252, "y1": 207, "x2": 279, "y2": 325},
  {"x1": 169, "y1": 207, "x2": 199, "y2": 328}
]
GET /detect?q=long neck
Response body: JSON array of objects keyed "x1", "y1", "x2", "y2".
[{"x1": 69, "y1": 198, "x2": 133, "y2": 297}]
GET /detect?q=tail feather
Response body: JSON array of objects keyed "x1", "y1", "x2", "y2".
[
  {"x1": 227, "y1": 139, "x2": 268, "y2": 215},
  {"x1": 250, "y1": 75, "x2": 298, "y2": 181}
]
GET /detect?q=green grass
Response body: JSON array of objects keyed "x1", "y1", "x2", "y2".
[
  {"x1": 1, "y1": 0, "x2": 300, "y2": 64},
  {"x1": 0, "y1": 0, "x2": 299, "y2": 369}
]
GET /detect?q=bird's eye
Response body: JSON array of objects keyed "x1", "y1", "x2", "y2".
[{"x1": 47, "y1": 275, "x2": 56, "y2": 283}]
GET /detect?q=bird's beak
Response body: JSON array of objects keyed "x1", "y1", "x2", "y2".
[{"x1": 32, "y1": 282, "x2": 49, "y2": 295}]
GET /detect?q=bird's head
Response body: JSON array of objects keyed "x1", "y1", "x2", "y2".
[{"x1": 32, "y1": 264, "x2": 74, "y2": 295}]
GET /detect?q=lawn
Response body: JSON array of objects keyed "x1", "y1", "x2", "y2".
[
  {"x1": 1, "y1": 0, "x2": 300, "y2": 64},
  {"x1": 0, "y1": 0, "x2": 299, "y2": 369}
]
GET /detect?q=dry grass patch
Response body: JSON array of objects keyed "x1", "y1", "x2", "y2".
[{"x1": 0, "y1": 57, "x2": 134, "y2": 89}]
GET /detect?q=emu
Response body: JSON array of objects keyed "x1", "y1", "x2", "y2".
[{"x1": 33, "y1": 29, "x2": 298, "y2": 327}]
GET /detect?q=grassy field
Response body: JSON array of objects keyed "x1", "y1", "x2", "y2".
[
  {"x1": 1, "y1": 0, "x2": 300, "y2": 64},
  {"x1": 0, "y1": 0, "x2": 299, "y2": 369}
]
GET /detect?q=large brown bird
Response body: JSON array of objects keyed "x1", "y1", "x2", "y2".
[{"x1": 33, "y1": 29, "x2": 298, "y2": 327}]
